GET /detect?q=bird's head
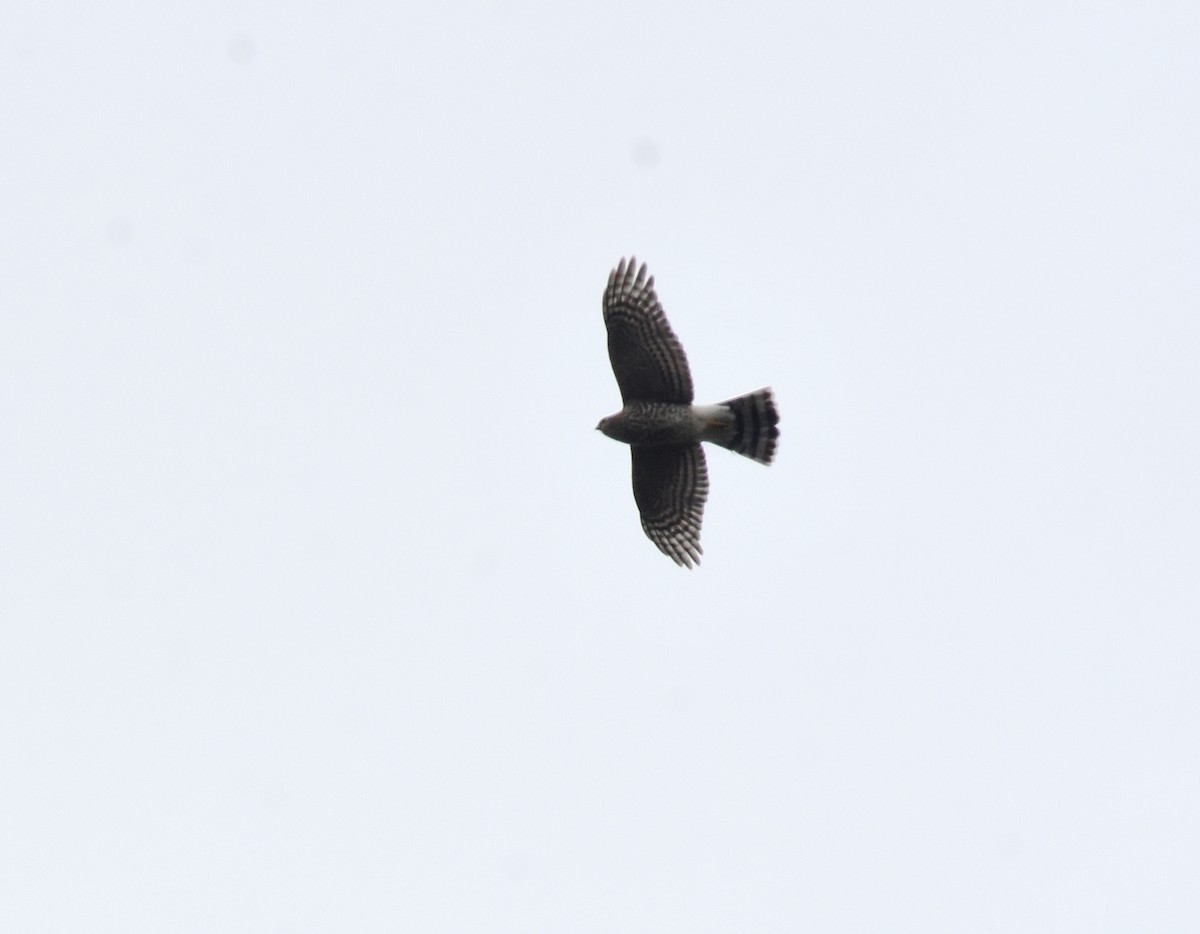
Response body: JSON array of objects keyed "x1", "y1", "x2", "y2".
[{"x1": 596, "y1": 412, "x2": 621, "y2": 438}]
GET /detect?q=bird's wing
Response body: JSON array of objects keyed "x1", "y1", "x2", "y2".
[
  {"x1": 603, "y1": 257, "x2": 694, "y2": 404},
  {"x1": 631, "y1": 444, "x2": 708, "y2": 568}
]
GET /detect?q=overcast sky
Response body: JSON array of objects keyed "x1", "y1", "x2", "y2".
[{"x1": 3, "y1": 2, "x2": 1198, "y2": 931}]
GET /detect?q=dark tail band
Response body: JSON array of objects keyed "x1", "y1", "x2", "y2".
[{"x1": 716, "y1": 388, "x2": 779, "y2": 464}]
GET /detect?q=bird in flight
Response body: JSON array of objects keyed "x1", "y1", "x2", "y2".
[{"x1": 597, "y1": 257, "x2": 779, "y2": 567}]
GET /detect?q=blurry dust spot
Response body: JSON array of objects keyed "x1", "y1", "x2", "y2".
[
  {"x1": 994, "y1": 833, "x2": 1025, "y2": 860},
  {"x1": 661, "y1": 682, "x2": 692, "y2": 712},
  {"x1": 182, "y1": 236, "x2": 211, "y2": 263},
  {"x1": 113, "y1": 289, "x2": 144, "y2": 318},
  {"x1": 107, "y1": 216, "x2": 134, "y2": 245},
  {"x1": 9, "y1": 31, "x2": 41, "y2": 62},
  {"x1": 228, "y1": 35, "x2": 256, "y2": 64},
  {"x1": 472, "y1": 547, "x2": 498, "y2": 576},
  {"x1": 631, "y1": 138, "x2": 661, "y2": 168},
  {"x1": 501, "y1": 851, "x2": 532, "y2": 882}
]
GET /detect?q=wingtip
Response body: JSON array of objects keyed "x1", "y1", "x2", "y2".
[{"x1": 613, "y1": 256, "x2": 644, "y2": 277}]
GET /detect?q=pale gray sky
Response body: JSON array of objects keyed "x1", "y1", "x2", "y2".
[{"x1": 3, "y1": 2, "x2": 1198, "y2": 931}]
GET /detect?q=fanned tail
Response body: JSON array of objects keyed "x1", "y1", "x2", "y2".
[{"x1": 712, "y1": 388, "x2": 779, "y2": 464}]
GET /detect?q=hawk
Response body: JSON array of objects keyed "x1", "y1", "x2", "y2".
[{"x1": 597, "y1": 257, "x2": 780, "y2": 567}]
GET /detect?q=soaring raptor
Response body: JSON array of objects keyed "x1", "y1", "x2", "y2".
[{"x1": 597, "y1": 257, "x2": 779, "y2": 567}]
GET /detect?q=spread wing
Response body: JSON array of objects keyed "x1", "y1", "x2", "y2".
[
  {"x1": 603, "y1": 257, "x2": 694, "y2": 404},
  {"x1": 631, "y1": 444, "x2": 708, "y2": 568}
]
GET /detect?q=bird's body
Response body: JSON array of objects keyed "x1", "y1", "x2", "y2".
[
  {"x1": 597, "y1": 403, "x2": 725, "y2": 447},
  {"x1": 597, "y1": 257, "x2": 780, "y2": 567}
]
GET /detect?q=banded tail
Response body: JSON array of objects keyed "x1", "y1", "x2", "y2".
[{"x1": 712, "y1": 388, "x2": 780, "y2": 464}]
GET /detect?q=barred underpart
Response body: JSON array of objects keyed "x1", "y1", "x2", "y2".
[{"x1": 599, "y1": 402, "x2": 701, "y2": 447}]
